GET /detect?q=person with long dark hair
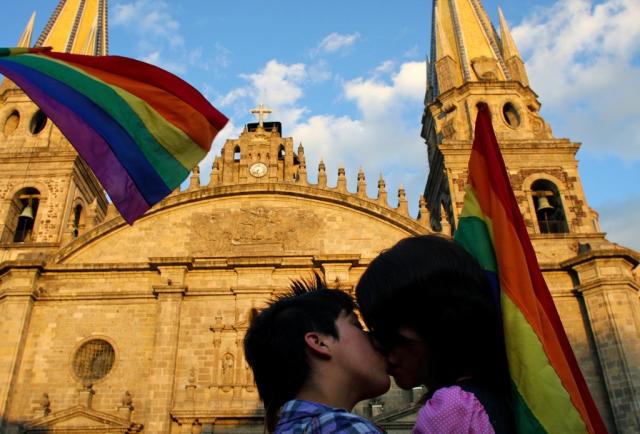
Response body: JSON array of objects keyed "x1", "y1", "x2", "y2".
[{"x1": 356, "y1": 235, "x2": 514, "y2": 433}]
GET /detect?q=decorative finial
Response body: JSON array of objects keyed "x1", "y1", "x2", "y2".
[
  {"x1": 397, "y1": 185, "x2": 408, "y2": 215},
  {"x1": 297, "y1": 158, "x2": 308, "y2": 186},
  {"x1": 439, "y1": 202, "x2": 451, "y2": 235},
  {"x1": 337, "y1": 167, "x2": 347, "y2": 192},
  {"x1": 209, "y1": 156, "x2": 221, "y2": 186},
  {"x1": 250, "y1": 103, "x2": 272, "y2": 127},
  {"x1": 357, "y1": 168, "x2": 366, "y2": 198},
  {"x1": 418, "y1": 195, "x2": 431, "y2": 226},
  {"x1": 188, "y1": 165, "x2": 201, "y2": 191},
  {"x1": 377, "y1": 174, "x2": 388, "y2": 206},
  {"x1": 318, "y1": 159, "x2": 327, "y2": 188}
]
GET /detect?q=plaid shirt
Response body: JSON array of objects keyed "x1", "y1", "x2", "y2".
[{"x1": 275, "y1": 399, "x2": 383, "y2": 434}]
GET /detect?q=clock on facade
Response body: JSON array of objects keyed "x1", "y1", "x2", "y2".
[{"x1": 249, "y1": 162, "x2": 268, "y2": 178}]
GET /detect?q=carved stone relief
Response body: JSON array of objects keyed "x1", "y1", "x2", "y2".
[
  {"x1": 190, "y1": 206, "x2": 321, "y2": 255},
  {"x1": 471, "y1": 56, "x2": 500, "y2": 81}
]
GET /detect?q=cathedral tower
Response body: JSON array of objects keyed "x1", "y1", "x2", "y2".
[
  {"x1": 421, "y1": 1, "x2": 640, "y2": 432},
  {"x1": 422, "y1": 0, "x2": 584, "y2": 235},
  {"x1": 0, "y1": 1, "x2": 108, "y2": 253}
]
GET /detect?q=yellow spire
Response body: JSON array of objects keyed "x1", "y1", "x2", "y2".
[
  {"x1": 498, "y1": 6, "x2": 529, "y2": 86},
  {"x1": 434, "y1": 5, "x2": 455, "y2": 61},
  {"x1": 17, "y1": 12, "x2": 36, "y2": 47},
  {"x1": 430, "y1": 0, "x2": 510, "y2": 94},
  {"x1": 498, "y1": 7, "x2": 521, "y2": 59},
  {"x1": 35, "y1": 0, "x2": 108, "y2": 56}
]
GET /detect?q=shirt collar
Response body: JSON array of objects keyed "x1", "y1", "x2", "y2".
[{"x1": 279, "y1": 399, "x2": 347, "y2": 423}]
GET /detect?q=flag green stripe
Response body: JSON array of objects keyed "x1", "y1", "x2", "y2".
[
  {"x1": 456, "y1": 215, "x2": 498, "y2": 273},
  {"x1": 502, "y1": 294, "x2": 589, "y2": 433},
  {"x1": 7, "y1": 54, "x2": 192, "y2": 187},
  {"x1": 110, "y1": 86, "x2": 206, "y2": 170},
  {"x1": 511, "y1": 382, "x2": 548, "y2": 434}
]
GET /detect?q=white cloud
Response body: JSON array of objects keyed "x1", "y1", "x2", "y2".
[
  {"x1": 217, "y1": 60, "x2": 309, "y2": 127},
  {"x1": 512, "y1": 0, "x2": 640, "y2": 158},
  {"x1": 213, "y1": 59, "x2": 428, "y2": 213},
  {"x1": 114, "y1": 0, "x2": 233, "y2": 76},
  {"x1": 140, "y1": 51, "x2": 186, "y2": 75},
  {"x1": 344, "y1": 61, "x2": 426, "y2": 119},
  {"x1": 113, "y1": 0, "x2": 183, "y2": 47},
  {"x1": 597, "y1": 195, "x2": 640, "y2": 251},
  {"x1": 291, "y1": 61, "x2": 428, "y2": 208},
  {"x1": 315, "y1": 32, "x2": 360, "y2": 55}
]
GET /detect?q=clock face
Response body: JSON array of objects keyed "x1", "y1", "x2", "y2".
[{"x1": 249, "y1": 162, "x2": 268, "y2": 178}]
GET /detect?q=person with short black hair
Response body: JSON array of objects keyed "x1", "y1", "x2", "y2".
[
  {"x1": 356, "y1": 235, "x2": 514, "y2": 434},
  {"x1": 244, "y1": 277, "x2": 390, "y2": 433}
]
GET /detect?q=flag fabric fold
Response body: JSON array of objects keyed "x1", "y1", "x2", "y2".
[
  {"x1": 454, "y1": 105, "x2": 607, "y2": 433},
  {"x1": 0, "y1": 47, "x2": 228, "y2": 224}
]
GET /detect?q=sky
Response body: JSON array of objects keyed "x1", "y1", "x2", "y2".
[{"x1": 1, "y1": 0, "x2": 639, "y2": 250}]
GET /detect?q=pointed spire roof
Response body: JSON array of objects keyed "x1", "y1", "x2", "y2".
[
  {"x1": 498, "y1": 7, "x2": 521, "y2": 59},
  {"x1": 35, "y1": 0, "x2": 108, "y2": 55},
  {"x1": 17, "y1": 12, "x2": 36, "y2": 47},
  {"x1": 429, "y1": 0, "x2": 512, "y2": 98},
  {"x1": 434, "y1": 5, "x2": 456, "y2": 62}
]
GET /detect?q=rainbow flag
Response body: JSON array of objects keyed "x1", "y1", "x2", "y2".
[
  {"x1": 454, "y1": 105, "x2": 606, "y2": 433},
  {"x1": 0, "y1": 47, "x2": 228, "y2": 224}
]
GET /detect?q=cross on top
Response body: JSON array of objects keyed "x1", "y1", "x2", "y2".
[{"x1": 250, "y1": 104, "x2": 272, "y2": 127}]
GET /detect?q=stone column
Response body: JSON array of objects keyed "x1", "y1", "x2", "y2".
[
  {"x1": 0, "y1": 266, "x2": 41, "y2": 433},
  {"x1": 572, "y1": 253, "x2": 640, "y2": 433},
  {"x1": 146, "y1": 264, "x2": 188, "y2": 434}
]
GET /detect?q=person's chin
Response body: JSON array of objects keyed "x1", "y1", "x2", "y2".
[
  {"x1": 363, "y1": 374, "x2": 391, "y2": 399},
  {"x1": 392, "y1": 374, "x2": 418, "y2": 390}
]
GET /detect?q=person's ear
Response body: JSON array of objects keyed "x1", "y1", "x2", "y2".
[{"x1": 304, "y1": 331, "x2": 332, "y2": 359}]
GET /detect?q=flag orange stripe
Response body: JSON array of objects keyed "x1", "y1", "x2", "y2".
[
  {"x1": 47, "y1": 57, "x2": 217, "y2": 151},
  {"x1": 487, "y1": 193, "x2": 593, "y2": 431}
]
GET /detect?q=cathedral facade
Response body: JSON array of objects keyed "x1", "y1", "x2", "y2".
[{"x1": 0, "y1": 1, "x2": 638, "y2": 433}]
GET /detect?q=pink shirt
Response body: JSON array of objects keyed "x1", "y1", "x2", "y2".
[{"x1": 412, "y1": 385, "x2": 494, "y2": 434}]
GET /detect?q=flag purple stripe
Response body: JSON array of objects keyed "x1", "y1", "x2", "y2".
[{"x1": 3, "y1": 69, "x2": 150, "y2": 223}]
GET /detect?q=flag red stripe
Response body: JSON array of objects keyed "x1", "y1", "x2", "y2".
[
  {"x1": 42, "y1": 52, "x2": 228, "y2": 129},
  {"x1": 42, "y1": 53, "x2": 220, "y2": 151},
  {"x1": 469, "y1": 107, "x2": 607, "y2": 433}
]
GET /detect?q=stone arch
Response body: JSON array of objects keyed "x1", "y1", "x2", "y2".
[
  {"x1": 52, "y1": 183, "x2": 432, "y2": 264},
  {"x1": 29, "y1": 109, "x2": 48, "y2": 135},
  {"x1": 521, "y1": 173, "x2": 571, "y2": 234},
  {"x1": 233, "y1": 146, "x2": 241, "y2": 162},
  {"x1": 501, "y1": 100, "x2": 522, "y2": 129},
  {"x1": 2, "y1": 182, "x2": 50, "y2": 243},
  {"x1": 70, "y1": 198, "x2": 88, "y2": 238},
  {"x1": 8, "y1": 187, "x2": 42, "y2": 243},
  {"x1": 278, "y1": 144, "x2": 285, "y2": 160},
  {"x1": 530, "y1": 178, "x2": 569, "y2": 234}
]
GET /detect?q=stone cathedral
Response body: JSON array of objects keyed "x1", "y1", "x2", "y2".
[{"x1": 0, "y1": 0, "x2": 638, "y2": 433}]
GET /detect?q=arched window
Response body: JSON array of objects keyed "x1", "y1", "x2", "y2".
[
  {"x1": 29, "y1": 110, "x2": 48, "y2": 135},
  {"x1": 233, "y1": 146, "x2": 241, "y2": 162},
  {"x1": 72, "y1": 204, "x2": 83, "y2": 238},
  {"x1": 278, "y1": 145, "x2": 285, "y2": 160},
  {"x1": 502, "y1": 102, "x2": 521, "y2": 128},
  {"x1": 531, "y1": 180, "x2": 568, "y2": 234},
  {"x1": 3, "y1": 110, "x2": 20, "y2": 136},
  {"x1": 13, "y1": 187, "x2": 40, "y2": 243}
]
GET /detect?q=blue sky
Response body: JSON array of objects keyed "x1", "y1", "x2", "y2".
[{"x1": 2, "y1": 0, "x2": 639, "y2": 250}]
